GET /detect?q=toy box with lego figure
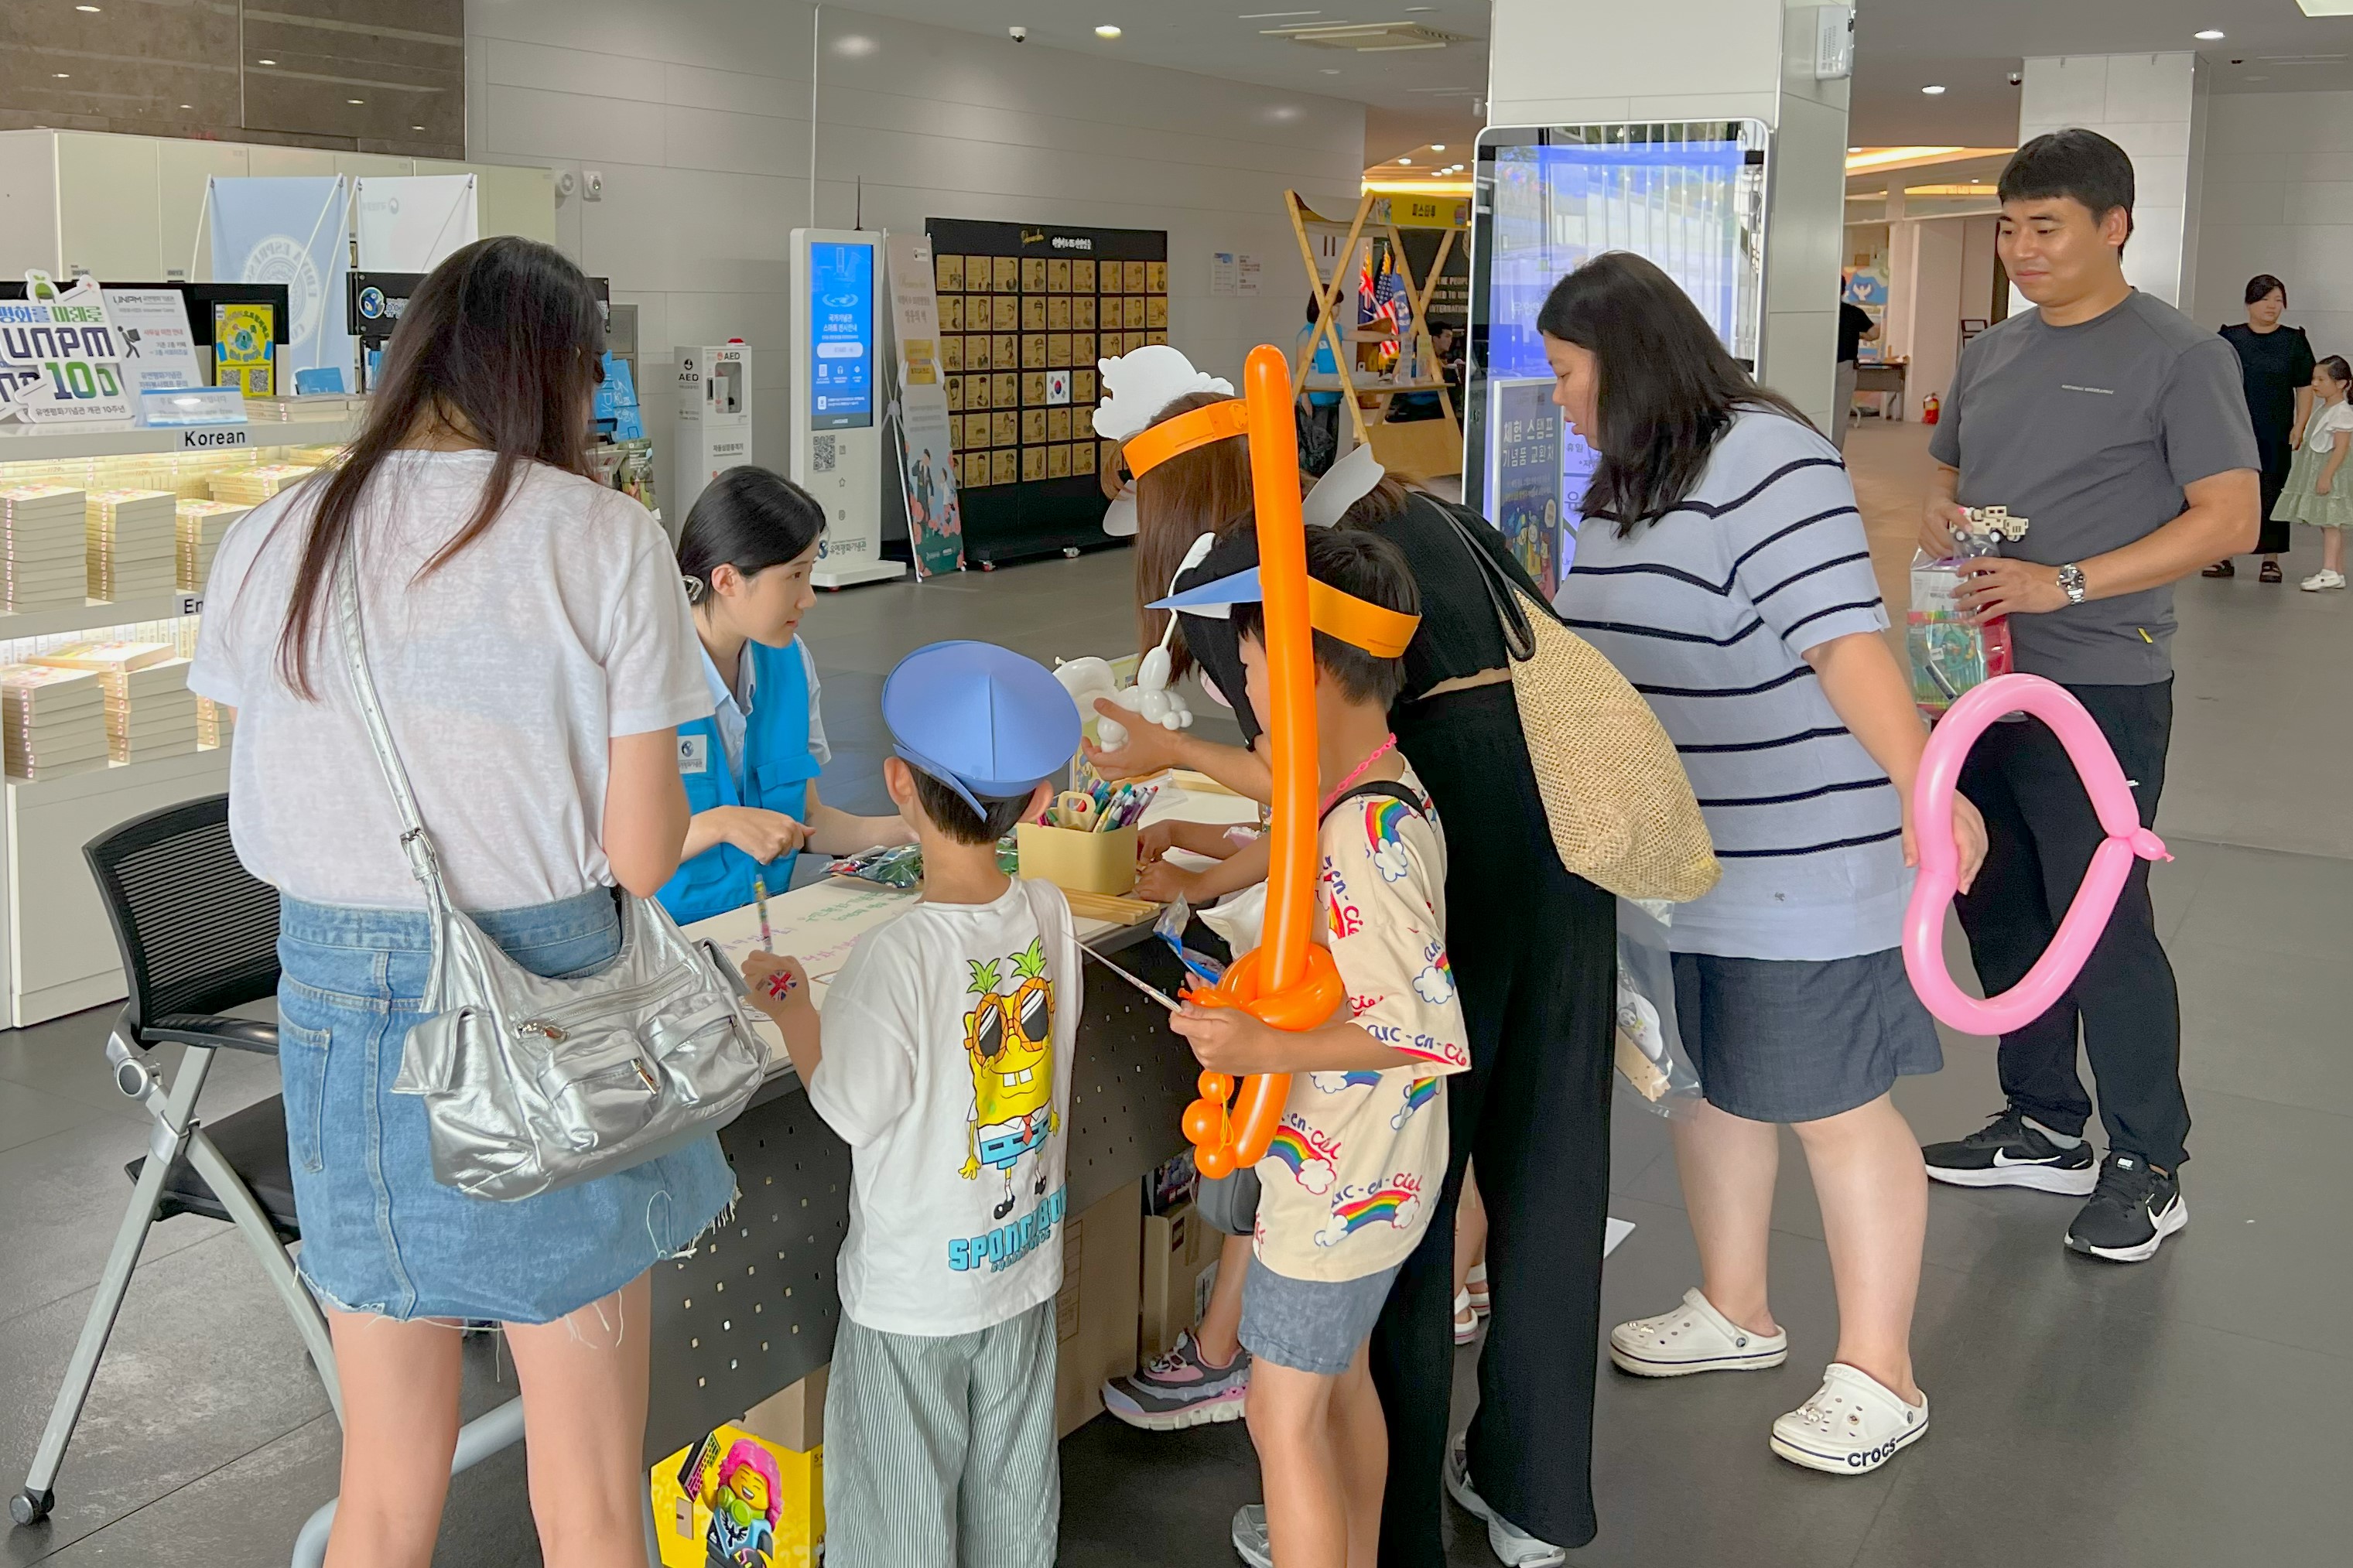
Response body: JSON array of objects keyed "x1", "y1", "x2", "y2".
[
  {"x1": 650, "y1": 1423, "x2": 823, "y2": 1568},
  {"x1": 1908, "y1": 505, "x2": 2027, "y2": 719}
]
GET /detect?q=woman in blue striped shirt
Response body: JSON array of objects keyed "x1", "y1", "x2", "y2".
[{"x1": 1548, "y1": 253, "x2": 1985, "y2": 1476}]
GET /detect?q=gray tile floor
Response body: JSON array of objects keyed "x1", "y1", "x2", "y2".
[{"x1": 5, "y1": 425, "x2": 2351, "y2": 1565}]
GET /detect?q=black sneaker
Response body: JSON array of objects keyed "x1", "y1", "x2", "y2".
[
  {"x1": 1922, "y1": 1107, "x2": 2098, "y2": 1194},
  {"x1": 2064, "y1": 1153, "x2": 2187, "y2": 1263}
]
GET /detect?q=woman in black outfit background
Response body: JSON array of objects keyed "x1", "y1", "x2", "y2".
[
  {"x1": 1090, "y1": 397, "x2": 1617, "y2": 1564},
  {"x1": 2208, "y1": 273, "x2": 2313, "y2": 582}
]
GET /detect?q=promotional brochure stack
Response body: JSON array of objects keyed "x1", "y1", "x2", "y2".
[
  {"x1": 175, "y1": 500, "x2": 248, "y2": 595},
  {"x1": 34, "y1": 641, "x2": 199, "y2": 764},
  {"x1": 84, "y1": 490, "x2": 176, "y2": 603},
  {"x1": 0, "y1": 665, "x2": 108, "y2": 782},
  {"x1": 0, "y1": 487, "x2": 95, "y2": 611}
]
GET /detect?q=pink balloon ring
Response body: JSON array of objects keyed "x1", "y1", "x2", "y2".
[{"x1": 1904, "y1": 673, "x2": 2170, "y2": 1036}]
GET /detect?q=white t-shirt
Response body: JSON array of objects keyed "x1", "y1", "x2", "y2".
[
  {"x1": 2307, "y1": 399, "x2": 2353, "y2": 454},
  {"x1": 808, "y1": 877, "x2": 1082, "y2": 1337},
  {"x1": 190, "y1": 450, "x2": 713, "y2": 910}
]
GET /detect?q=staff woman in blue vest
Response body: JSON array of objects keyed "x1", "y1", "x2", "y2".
[{"x1": 661, "y1": 466, "x2": 909, "y2": 923}]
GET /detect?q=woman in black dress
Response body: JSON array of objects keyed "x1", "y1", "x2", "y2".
[
  {"x1": 1091, "y1": 402, "x2": 1618, "y2": 1563},
  {"x1": 2207, "y1": 273, "x2": 2313, "y2": 582}
]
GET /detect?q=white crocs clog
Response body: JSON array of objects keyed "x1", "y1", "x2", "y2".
[
  {"x1": 1770, "y1": 1362, "x2": 1929, "y2": 1474},
  {"x1": 1609, "y1": 1287, "x2": 1788, "y2": 1377}
]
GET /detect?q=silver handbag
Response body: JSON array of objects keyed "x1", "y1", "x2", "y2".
[{"x1": 332, "y1": 544, "x2": 770, "y2": 1202}]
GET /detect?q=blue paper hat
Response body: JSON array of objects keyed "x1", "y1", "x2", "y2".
[{"x1": 882, "y1": 641, "x2": 1081, "y2": 817}]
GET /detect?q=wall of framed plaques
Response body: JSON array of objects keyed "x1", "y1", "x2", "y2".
[{"x1": 925, "y1": 218, "x2": 1169, "y2": 566}]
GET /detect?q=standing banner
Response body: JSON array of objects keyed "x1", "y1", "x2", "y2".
[
  {"x1": 884, "y1": 232, "x2": 965, "y2": 578},
  {"x1": 207, "y1": 176, "x2": 352, "y2": 386},
  {"x1": 0, "y1": 272, "x2": 133, "y2": 426},
  {"x1": 354, "y1": 175, "x2": 478, "y2": 272}
]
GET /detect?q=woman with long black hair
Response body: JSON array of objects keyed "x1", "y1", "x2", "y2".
[
  {"x1": 1545, "y1": 252, "x2": 1984, "y2": 1476},
  {"x1": 1091, "y1": 388, "x2": 1619, "y2": 1563},
  {"x1": 191, "y1": 236, "x2": 732, "y2": 1567}
]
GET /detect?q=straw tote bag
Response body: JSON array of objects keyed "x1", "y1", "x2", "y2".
[{"x1": 1435, "y1": 504, "x2": 1720, "y2": 904}]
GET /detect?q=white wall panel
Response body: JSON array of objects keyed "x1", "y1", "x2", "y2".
[
  {"x1": 2191, "y1": 91, "x2": 2353, "y2": 339},
  {"x1": 466, "y1": 0, "x2": 1364, "y2": 504}
]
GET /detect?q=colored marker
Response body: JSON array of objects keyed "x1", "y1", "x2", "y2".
[{"x1": 754, "y1": 874, "x2": 774, "y2": 953}]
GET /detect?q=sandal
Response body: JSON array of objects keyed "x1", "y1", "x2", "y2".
[
  {"x1": 2261, "y1": 561, "x2": 2284, "y2": 583},
  {"x1": 1454, "y1": 1289, "x2": 1479, "y2": 1346},
  {"x1": 2201, "y1": 560, "x2": 2235, "y2": 578},
  {"x1": 1465, "y1": 1262, "x2": 1491, "y2": 1317}
]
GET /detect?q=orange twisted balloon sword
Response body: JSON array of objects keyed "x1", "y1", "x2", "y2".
[{"x1": 1177, "y1": 343, "x2": 1346, "y2": 1178}]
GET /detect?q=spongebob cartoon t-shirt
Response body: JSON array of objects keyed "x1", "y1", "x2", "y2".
[
  {"x1": 807, "y1": 877, "x2": 1082, "y2": 1336},
  {"x1": 1252, "y1": 762, "x2": 1470, "y2": 1284}
]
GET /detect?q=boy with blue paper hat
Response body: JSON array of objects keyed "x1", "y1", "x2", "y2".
[{"x1": 743, "y1": 640, "x2": 1083, "y2": 1568}]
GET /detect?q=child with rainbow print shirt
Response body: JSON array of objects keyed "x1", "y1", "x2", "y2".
[{"x1": 1164, "y1": 527, "x2": 1468, "y2": 1568}]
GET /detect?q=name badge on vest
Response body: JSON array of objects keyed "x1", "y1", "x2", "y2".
[{"x1": 677, "y1": 733, "x2": 710, "y2": 775}]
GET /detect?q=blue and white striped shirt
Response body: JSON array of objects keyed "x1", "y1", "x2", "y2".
[{"x1": 1554, "y1": 410, "x2": 1908, "y2": 961}]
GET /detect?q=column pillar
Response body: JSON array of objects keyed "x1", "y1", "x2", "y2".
[
  {"x1": 2016, "y1": 53, "x2": 2211, "y2": 308},
  {"x1": 1486, "y1": 0, "x2": 1854, "y2": 429}
]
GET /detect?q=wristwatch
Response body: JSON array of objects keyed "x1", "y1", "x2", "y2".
[{"x1": 2057, "y1": 563, "x2": 2088, "y2": 605}]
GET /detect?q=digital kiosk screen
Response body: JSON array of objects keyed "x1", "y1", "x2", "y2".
[
  {"x1": 1467, "y1": 122, "x2": 1768, "y2": 579},
  {"x1": 809, "y1": 241, "x2": 875, "y2": 430}
]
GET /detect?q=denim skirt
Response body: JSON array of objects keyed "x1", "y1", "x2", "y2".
[{"x1": 275, "y1": 887, "x2": 739, "y2": 1324}]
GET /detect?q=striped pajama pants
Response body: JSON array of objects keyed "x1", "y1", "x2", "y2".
[{"x1": 823, "y1": 1299, "x2": 1060, "y2": 1568}]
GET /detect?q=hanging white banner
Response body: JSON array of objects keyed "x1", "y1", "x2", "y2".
[{"x1": 354, "y1": 175, "x2": 479, "y2": 272}]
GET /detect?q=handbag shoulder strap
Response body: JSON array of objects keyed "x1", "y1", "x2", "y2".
[
  {"x1": 333, "y1": 539, "x2": 453, "y2": 902},
  {"x1": 1428, "y1": 498, "x2": 1538, "y2": 662}
]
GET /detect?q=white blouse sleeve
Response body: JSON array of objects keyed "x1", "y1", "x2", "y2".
[{"x1": 799, "y1": 639, "x2": 832, "y2": 767}]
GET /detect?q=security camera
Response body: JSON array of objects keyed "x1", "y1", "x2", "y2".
[
  {"x1": 2007, "y1": 71, "x2": 2023, "y2": 86},
  {"x1": 1007, "y1": 25, "x2": 1028, "y2": 42}
]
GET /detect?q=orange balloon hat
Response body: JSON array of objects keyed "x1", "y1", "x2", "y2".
[{"x1": 1177, "y1": 344, "x2": 1346, "y2": 1179}]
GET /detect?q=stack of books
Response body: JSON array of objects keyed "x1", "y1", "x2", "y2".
[
  {"x1": 84, "y1": 490, "x2": 177, "y2": 603},
  {"x1": 175, "y1": 500, "x2": 248, "y2": 595},
  {"x1": 33, "y1": 641, "x2": 200, "y2": 764},
  {"x1": 0, "y1": 664, "x2": 108, "y2": 781},
  {"x1": 0, "y1": 486, "x2": 94, "y2": 612},
  {"x1": 198, "y1": 695, "x2": 234, "y2": 750},
  {"x1": 209, "y1": 463, "x2": 317, "y2": 507},
  {"x1": 241, "y1": 395, "x2": 365, "y2": 423}
]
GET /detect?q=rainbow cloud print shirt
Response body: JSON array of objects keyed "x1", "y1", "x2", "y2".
[{"x1": 1251, "y1": 763, "x2": 1470, "y2": 1284}]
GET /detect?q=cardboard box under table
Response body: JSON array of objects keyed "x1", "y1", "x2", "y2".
[{"x1": 642, "y1": 816, "x2": 1230, "y2": 1512}]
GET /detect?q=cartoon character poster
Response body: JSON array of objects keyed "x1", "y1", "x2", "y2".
[{"x1": 961, "y1": 938, "x2": 1059, "y2": 1219}]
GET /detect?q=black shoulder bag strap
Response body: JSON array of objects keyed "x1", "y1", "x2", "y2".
[
  {"x1": 1319, "y1": 777, "x2": 1432, "y2": 825},
  {"x1": 1427, "y1": 498, "x2": 1539, "y2": 663}
]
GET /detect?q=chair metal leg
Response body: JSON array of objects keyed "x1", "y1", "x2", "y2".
[
  {"x1": 15, "y1": 1046, "x2": 212, "y2": 1524},
  {"x1": 288, "y1": 1395, "x2": 529, "y2": 1568},
  {"x1": 181, "y1": 1129, "x2": 344, "y2": 1425}
]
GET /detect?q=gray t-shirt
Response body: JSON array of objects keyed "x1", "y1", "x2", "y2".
[{"x1": 1927, "y1": 291, "x2": 2259, "y2": 685}]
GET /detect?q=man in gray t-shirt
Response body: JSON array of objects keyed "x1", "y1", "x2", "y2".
[{"x1": 1914, "y1": 130, "x2": 2259, "y2": 1267}]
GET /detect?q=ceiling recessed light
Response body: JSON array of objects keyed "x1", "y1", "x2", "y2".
[
  {"x1": 53, "y1": 73, "x2": 69, "y2": 79},
  {"x1": 257, "y1": 57, "x2": 275, "y2": 65},
  {"x1": 2194, "y1": 29, "x2": 2225, "y2": 39},
  {"x1": 347, "y1": 97, "x2": 364, "y2": 104},
  {"x1": 75, "y1": 3, "x2": 100, "y2": 10},
  {"x1": 1920, "y1": 84, "x2": 1946, "y2": 94},
  {"x1": 1398, "y1": 157, "x2": 1411, "y2": 165},
  {"x1": 1848, "y1": 145, "x2": 1861, "y2": 152},
  {"x1": 1094, "y1": 23, "x2": 1122, "y2": 37},
  {"x1": 180, "y1": 103, "x2": 193, "y2": 109}
]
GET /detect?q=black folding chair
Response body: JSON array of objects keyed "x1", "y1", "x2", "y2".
[{"x1": 12, "y1": 795, "x2": 337, "y2": 1529}]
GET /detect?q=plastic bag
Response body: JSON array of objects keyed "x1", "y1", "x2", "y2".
[
  {"x1": 1907, "y1": 548, "x2": 2013, "y2": 719},
  {"x1": 1154, "y1": 895, "x2": 1229, "y2": 987},
  {"x1": 1615, "y1": 898, "x2": 1703, "y2": 1118}
]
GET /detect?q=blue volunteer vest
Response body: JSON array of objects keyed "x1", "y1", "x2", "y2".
[{"x1": 656, "y1": 637, "x2": 823, "y2": 925}]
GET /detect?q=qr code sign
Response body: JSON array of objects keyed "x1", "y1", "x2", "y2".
[{"x1": 812, "y1": 435, "x2": 837, "y2": 473}]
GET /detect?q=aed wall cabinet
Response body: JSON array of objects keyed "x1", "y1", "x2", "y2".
[
  {"x1": 790, "y1": 230, "x2": 902, "y2": 588},
  {"x1": 675, "y1": 343, "x2": 752, "y2": 528}
]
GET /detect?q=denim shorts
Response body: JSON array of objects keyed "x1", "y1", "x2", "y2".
[
  {"x1": 1238, "y1": 1254, "x2": 1402, "y2": 1376},
  {"x1": 1671, "y1": 947, "x2": 1942, "y2": 1124},
  {"x1": 275, "y1": 888, "x2": 739, "y2": 1324}
]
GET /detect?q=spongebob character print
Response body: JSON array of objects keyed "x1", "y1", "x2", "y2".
[{"x1": 961, "y1": 938, "x2": 1060, "y2": 1219}]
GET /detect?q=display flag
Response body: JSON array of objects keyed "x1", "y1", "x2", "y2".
[
  {"x1": 884, "y1": 232, "x2": 966, "y2": 579},
  {"x1": 207, "y1": 176, "x2": 353, "y2": 387}
]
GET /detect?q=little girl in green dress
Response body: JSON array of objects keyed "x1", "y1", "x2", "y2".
[{"x1": 2276, "y1": 354, "x2": 2353, "y2": 591}]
